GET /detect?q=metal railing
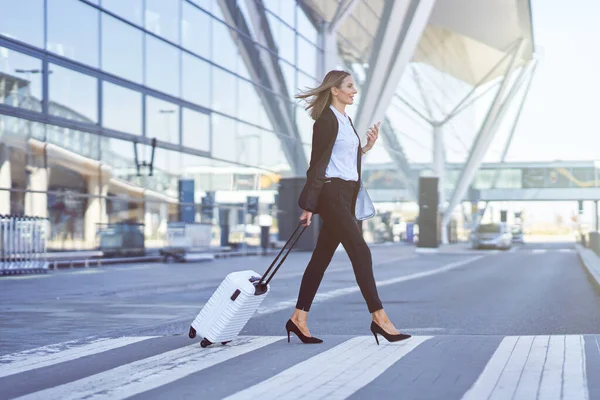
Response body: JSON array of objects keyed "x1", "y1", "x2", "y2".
[{"x1": 0, "y1": 215, "x2": 49, "y2": 275}]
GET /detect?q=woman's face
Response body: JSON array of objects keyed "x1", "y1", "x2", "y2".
[{"x1": 332, "y1": 75, "x2": 358, "y2": 106}]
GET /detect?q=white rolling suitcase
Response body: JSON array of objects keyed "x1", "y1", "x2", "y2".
[{"x1": 189, "y1": 221, "x2": 306, "y2": 348}]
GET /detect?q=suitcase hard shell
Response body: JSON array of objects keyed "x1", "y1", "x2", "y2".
[
  {"x1": 189, "y1": 221, "x2": 307, "y2": 348},
  {"x1": 189, "y1": 270, "x2": 268, "y2": 347}
]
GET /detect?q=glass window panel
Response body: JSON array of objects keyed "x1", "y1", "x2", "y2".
[
  {"x1": 266, "y1": 14, "x2": 295, "y2": 63},
  {"x1": 298, "y1": 37, "x2": 317, "y2": 78},
  {"x1": 49, "y1": 64, "x2": 97, "y2": 123},
  {"x1": 189, "y1": 0, "x2": 212, "y2": 11},
  {"x1": 145, "y1": 0, "x2": 180, "y2": 44},
  {"x1": 237, "y1": 79, "x2": 260, "y2": 126},
  {"x1": 181, "y1": 1, "x2": 211, "y2": 59},
  {"x1": 297, "y1": 6, "x2": 317, "y2": 44},
  {"x1": 295, "y1": 105, "x2": 313, "y2": 145},
  {"x1": 264, "y1": 2, "x2": 294, "y2": 28},
  {"x1": 212, "y1": 68, "x2": 236, "y2": 116},
  {"x1": 297, "y1": 72, "x2": 317, "y2": 92},
  {"x1": 101, "y1": 13, "x2": 143, "y2": 83},
  {"x1": 259, "y1": 130, "x2": 290, "y2": 171},
  {"x1": 182, "y1": 108, "x2": 210, "y2": 151},
  {"x1": 212, "y1": 21, "x2": 238, "y2": 71},
  {"x1": 145, "y1": 34, "x2": 180, "y2": 97},
  {"x1": 47, "y1": 127, "x2": 100, "y2": 160},
  {"x1": 146, "y1": 96, "x2": 180, "y2": 144},
  {"x1": 211, "y1": 115, "x2": 237, "y2": 162},
  {"x1": 102, "y1": 0, "x2": 143, "y2": 25},
  {"x1": 102, "y1": 81, "x2": 142, "y2": 135},
  {"x1": 47, "y1": 0, "x2": 99, "y2": 67},
  {"x1": 0, "y1": 47, "x2": 43, "y2": 111},
  {"x1": 182, "y1": 53, "x2": 211, "y2": 108},
  {"x1": 0, "y1": 0, "x2": 44, "y2": 48},
  {"x1": 280, "y1": 62, "x2": 296, "y2": 99}
]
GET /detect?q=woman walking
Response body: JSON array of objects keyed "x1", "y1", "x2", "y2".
[{"x1": 285, "y1": 70, "x2": 412, "y2": 345}]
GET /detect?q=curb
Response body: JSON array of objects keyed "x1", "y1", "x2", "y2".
[{"x1": 575, "y1": 244, "x2": 600, "y2": 288}]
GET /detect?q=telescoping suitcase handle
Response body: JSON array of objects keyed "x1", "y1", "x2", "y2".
[{"x1": 254, "y1": 219, "x2": 308, "y2": 294}]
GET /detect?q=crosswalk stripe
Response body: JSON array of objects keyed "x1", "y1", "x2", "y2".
[
  {"x1": 14, "y1": 336, "x2": 282, "y2": 400},
  {"x1": 532, "y1": 249, "x2": 548, "y2": 254},
  {"x1": 223, "y1": 336, "x2": 431, "y2": 400},
  {"x1": 0, "y1": 336, "x2": 157, "y2": 379},
  {"x1": 462, "y1": 336, "x2": 588, "y2": 400}
]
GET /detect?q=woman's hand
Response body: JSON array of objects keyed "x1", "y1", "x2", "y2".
[
  {"x1": 300, "y1": 210, "x2": 313, "y2": 226},
  {"x1": 364, "y1": 121, "x2": 381, "y2": 152}
]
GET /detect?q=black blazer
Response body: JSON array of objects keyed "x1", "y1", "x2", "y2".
[{"x1": 298, "y1": 106, "x2": 362, "y2": 214}]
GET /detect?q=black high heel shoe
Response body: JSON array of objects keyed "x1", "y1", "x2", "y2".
[
  {"x1": 370, "y1": 321, "x2": 411, "y2": 345},
  {"x1": 286, "y1": 319, "x2": 323, "y2": 344}
]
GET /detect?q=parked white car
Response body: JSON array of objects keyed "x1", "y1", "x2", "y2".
[{"x1": 472, "y1": 223, "x2": 513, "y2": 250}]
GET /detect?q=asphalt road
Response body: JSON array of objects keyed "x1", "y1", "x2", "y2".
[{"x1": 2, "y1": 241, "x2": 600, "y2": 399}]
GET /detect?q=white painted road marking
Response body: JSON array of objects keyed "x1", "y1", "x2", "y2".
[
  {"x1": 0, "y1": 336, "x2": 156, "y2": 379},
  {"x1": 256, "y1": 256, "x2": 483, "y2": 316},
  {"x1": 532, "y1": 249, "x2": 548, "y2": 254},
  {"x1": 14, "y1": 336, "x2": 282, "y2": 400},
  {"x1": 462, "y1": 336, "x2": 588, "y2": 400},
  {"x1": 224, "y1": 336, "x2": 431, "y2": 400}
]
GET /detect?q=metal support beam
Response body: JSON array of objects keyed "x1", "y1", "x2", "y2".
[
  {"x1": 443, "y1": 38, "x2": 527, "y2": 227},
  {"x1": 380, "y1": 120, "x2": 417, "y2": 199},
  {"x1": 319, "y1": 27, "x2": 339, "y2": 77},
  {"x1": 355, "y1": 0, "x2": 436, "y2": 141},
  {"x1": 219, "y1": 0, "x2": 307, "y2": 175},
  {"x1": 490, "y1": 60, "x2": 538, "y2": 188},
  {"x1": 329, "y1": 0, "x2": 360, "y2": 33}
]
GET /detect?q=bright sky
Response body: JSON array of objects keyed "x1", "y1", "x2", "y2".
[{"x1": 504, "y1": 0, "x2": 600, "y2": 162}]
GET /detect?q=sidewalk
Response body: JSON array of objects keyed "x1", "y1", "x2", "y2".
[{"x1": 576, "y1": 244, "x2": 600, "y2": 288}]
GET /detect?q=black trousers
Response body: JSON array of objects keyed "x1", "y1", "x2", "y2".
[{"x1": 295, "y1": 178, "x2": 383, "y2": 313}]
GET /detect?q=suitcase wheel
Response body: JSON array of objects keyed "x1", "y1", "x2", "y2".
[
  {"x1": 188, "y1": 327, "x2": 196, "y2": 339},
  {"x1": 200, "y1": 338, "x2": 212, "y2": 348},
  {"x1": 221, "y1": 341, "x2": 231, "y2": 345}
]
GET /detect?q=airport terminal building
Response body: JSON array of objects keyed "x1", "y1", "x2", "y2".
[{"x1": 0, "y1": 0, "x2": 535, "y2": 250}]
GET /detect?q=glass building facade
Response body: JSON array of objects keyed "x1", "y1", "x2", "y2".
[{"x1": 0, "y1": 0, "x2": 323, "y2": 249}]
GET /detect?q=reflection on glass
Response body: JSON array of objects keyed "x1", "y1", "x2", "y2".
[
  {"x1": 297, "y1": 6, "x2": 318, "y2": 44},
  {"x1": 46, "y1": 124, "x2": 100, "y2": 160},
  {"x1": 49, "y1": 64, "x2": 98, "y2": 123},
  {"x1": 101, "y1": 13, "x2": 143, "y2": 83},
  {"x1": 267, "y1": 14, "x2": 295, "y2": 63},
  {"x1": 237, "y1": 79, "x2": 260, "y2": 126},
  {"x1": 297, "y1": 37, "x2": 317, "y2": 78},
  {"x1": 189, "y1": 0, "x2": 212, "y2": 11},
  {"x1": 146, "y1": 96, "x2": 180, "y2": 144},
  {"x1": 182, "y1": 108, "x2": 210, "y2": 151},
  {"x1": 181, "y1": 53, "x2": 211, "y2": 108},
  {"x1": 0, "y1": 47, "x2": 43, "y2": 112},
  {"x1": 263, "y1": 1, "x2": 295, "y2": 28},
  {"x1": 0, "y1": 0, "x2": 44, "y2": 48},
  {"x1": 0, "y1": 115, "x2": 45, "y2": 145},
  {"x1": 182, "y1": 1, "x2": 211, "y2": 59},
  {"x1": 280, "y1": 61, "x2": 296, "y2": 99},
  {"x1": 145, "y1": 0, "x2": 180, "y2": 44},
  {"x1": 211, "y1": 68, "x2": 236, "y2": 115},
  {"x1": 296, "y1": 105, "x2": 313, "y2": 145},
  {"x1": 47, "y1": 0, "x2": 99, "y2": 67},
  {"x1": 102, "y1": 81, "x2": 142, "y2": 135},
  {"x1": 211, "y1": 114, "x2": 237, "y2": 163},
  {"x1": 212, "y1": 21, "x2": 238, "y2": 71},
  {"x1": 102, "y1": 0, "x2": 143, "y2": 25},
  {"x1": 145, "y1": 34, "x2": 180, "y2": 97}
]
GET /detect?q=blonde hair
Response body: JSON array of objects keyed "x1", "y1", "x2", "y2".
[{"x1": 295, "y1": 70, "x2": 351, "y2": 120}]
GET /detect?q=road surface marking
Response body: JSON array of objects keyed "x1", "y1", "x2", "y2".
[
  {"x1": 224, "y1": 336, "x2": 431, "y2": 400},
  {"x1": 14, "y1": 336, "x2": 282, "y2": 400},
  {"x1": 559, "y1": 249, "x2": 573, "y2": 253},
  {"x1": 462, "y1": 335, "x2": 588, "y2": 400},
  {"x1": 256, "y1": 256, "x2": 483, "y2": 316},
  {"x1": 0, "y1": 336, "x2": 157, "y2": 379},
  {"x1": 532, "y1": 249, "x2": 548, "y2": 254}
]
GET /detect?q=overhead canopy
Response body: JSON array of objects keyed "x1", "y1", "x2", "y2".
[{"x1": 301, "y1": 0, "x2": 535, "y2": 86}]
